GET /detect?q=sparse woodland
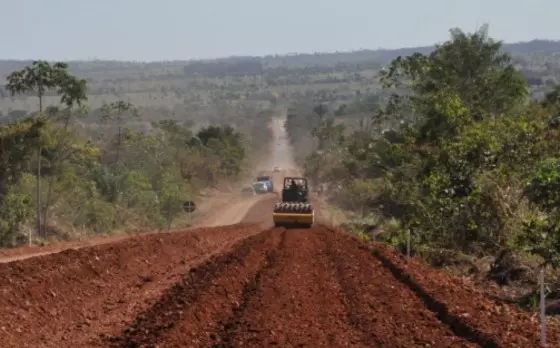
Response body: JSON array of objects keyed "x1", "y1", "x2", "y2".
[
  {"x1": 0, "y1": 62, "x2": 275, "y2": 246},
  {"x1": 4, "y1": 25, "x2": 560, "y2": 307}
]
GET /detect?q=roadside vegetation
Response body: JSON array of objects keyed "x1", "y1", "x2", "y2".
[{"x1": 285, "y1": 25, "x2": 560, "y2": 308}]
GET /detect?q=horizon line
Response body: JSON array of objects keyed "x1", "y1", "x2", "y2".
[{"x1": 1, "y1": 38, "x2": 559, "y2": 64}]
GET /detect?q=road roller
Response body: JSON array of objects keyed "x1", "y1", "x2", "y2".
[{"x1": 272, "y1": 177, "x2": 314, "y2": 228}]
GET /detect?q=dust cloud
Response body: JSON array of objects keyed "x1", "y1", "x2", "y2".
[
  {"x1": 268, "y1": 116, "x2": 297, "y2": 171},
  {"x1": 249, "y1": 109, "x2": 298, "y2": 177}
]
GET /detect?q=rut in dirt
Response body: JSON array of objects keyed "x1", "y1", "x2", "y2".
[
  {"x1": 207, "y1": 226, "x2": 367, "y2": 347},
  {"x1": 326, "y1": 227, "x2": 560, "y2": 347},
  {"x1": 0, "y1": 224, "x2": 265, "y2": 348},
  {"x1": 210, "y1": 234, "x2": 284, "y2": 348},
  {"x1": 106, "y1": 228, "x2": 286, "y2": 347}
]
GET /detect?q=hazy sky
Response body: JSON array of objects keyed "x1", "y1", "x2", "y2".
[{"x1": 1, "y1": 0, "x2": 558, "y2": 61}]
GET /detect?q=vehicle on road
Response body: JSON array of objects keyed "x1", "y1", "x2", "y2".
[
  {"x1": 251, "y1": 181, "x2": 268, "y2": 194},
  {"x1": 272, "y1": 177, "x2": 314, "y2": 228},
  {"x1": 256, "y1": 175, "x2": 274, "y2": 193}
]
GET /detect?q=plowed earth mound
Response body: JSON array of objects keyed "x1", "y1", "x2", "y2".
[
  {"x1": 1, "y1": 212, "x2": 557, "y2": 346},
  {"x1": 100, "y1": 227, "x2": 556, "y2": 347},
  {"x1": 0, "y1": 223, "x2": 264, "y2": 348}
]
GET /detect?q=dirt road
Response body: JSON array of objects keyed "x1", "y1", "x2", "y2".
[{"x1": 196, "y1": 194, "x2": 277, "y2": 228}]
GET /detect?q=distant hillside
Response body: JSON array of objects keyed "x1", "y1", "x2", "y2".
[{"x1": 2, "y1": 39, "x2": 560, "y2": 78}]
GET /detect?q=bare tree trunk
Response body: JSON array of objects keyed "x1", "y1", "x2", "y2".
[
  {"x1": 36, "y1": 95, "x2": 43, "y2": 241},
  {"x1": 36, "y1": 148, "x2": 42, "y2": 239},
  {"x1": 111, "y1": 114, "x2": 123, "y2": 231},
  {"x1": 43, "y1": 176, "x2": 53, "y2": 233}
]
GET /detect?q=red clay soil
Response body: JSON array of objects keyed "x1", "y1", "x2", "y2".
[
  {"x1": 0, "y1": 223, "x2": 264, "y2": 348},
  {"x1": 329, "y1": 227, "x2": 560, "y2": 347},
  {"x1": 322, "y1": 226, "x2": 474, "y2": 347},
  {"x1": 1, "y1": 220, "x2": 558, "y2": 347},
  {"x1": 106, "y1": 227, "x2": 285, "y2": 347},
  {"x1": 100, "y1": 226, "x2": 557, "y2": 348},
  {"x1": 368, "y1": 240, "x2": 560, "y2": 347}
]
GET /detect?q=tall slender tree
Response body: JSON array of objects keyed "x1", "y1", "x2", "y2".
[
  {"x1": 100, "y1": 101, "x2": 139, "y2": 167},
  {"x1": 6, "y1": 61, "x2": 87, "y2": 238}
]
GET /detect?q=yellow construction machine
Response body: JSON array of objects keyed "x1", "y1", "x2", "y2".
[{"x1": 272, "y1": 177, "x2": 314, "y2": 228}]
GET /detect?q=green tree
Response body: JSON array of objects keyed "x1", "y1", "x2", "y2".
[
  {"x1": 100, "y1": 101, "x2": 139, "y2": 167},
  {"x1": 42, "y1": 107, "x2": 94, "y2": 232},
  {"x1": 313, "y1": 104, "x2": 328, "y2": 121},
  {"x1": 289, "y1": 25, "x2": 554, "y2": 259},
  {"x1": 0, "y1": 118, "x2": 45, "y2": 245},
  {"x1": 194, "y1": 125, "x2": 247, "y2": 177},
  {"x1": 6, "y1": 61, "x2": 87, "y2": 237},
  {"x1": 380, "y1": 24, "x2": 528, "y2": 135}
]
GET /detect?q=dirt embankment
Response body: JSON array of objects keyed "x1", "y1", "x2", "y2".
[
  {"x1": 0, "y1": 177, "x2": 275, "y2": 264},
  {"x1": 0, "y1": 191, "x2": 274, "y2": 264},
  {"x1": 104, "y1": 226, "x2": 557, "y2": 348},
  {"x1": 0, "y1": 224, "x2": 261, "y2": 348},
  {"x1": 1, "y1": 222, "x2": 556, "y2": 347}
]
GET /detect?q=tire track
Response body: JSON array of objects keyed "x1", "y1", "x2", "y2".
[
  {"x1": 371, "y1": 248, "x2": 498, "y2": 347},
  {"x1": 106, "y1": 228, "x2": 284, "y2": 347},
  {"x1": 322, "y1": 226, "x2": 476, "y2": 347},
  {"x1": 370, "y1": 243, "x2": 557, "y2": 347},
  {"x1": 209, "y1": 228, "x2": 366, "y2": 347},
  {"x1": 209, "y1": 230, "x2": 286, "y2": 347}
]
